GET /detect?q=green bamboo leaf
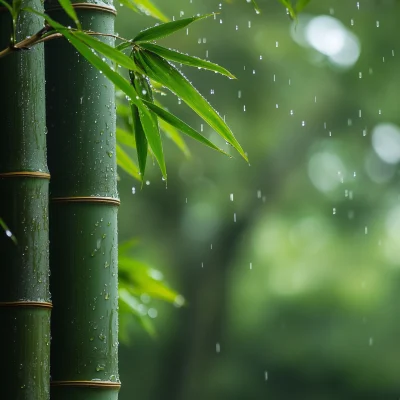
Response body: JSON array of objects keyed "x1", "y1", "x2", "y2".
[
  {"x1": 72, "y1": 31, "x2": 140, "y2": 72},
  {"x1": 58, "y1": 0, "x2": 81, "y2": 29},
  {"x1": 131, "y1": 104, "x2": 148, "y2": 180},
  {"x1": 117, "y1": 127, "x2": 136, "y2": 149},
  {"x1": 119, "y1": 257, "x2": 184, "y2": 305},
  {"x1": 278, "y1": 0, "x2": 296, "y2": 19},
  {"x1": 133, "y1": 14, "x2": 212, "y2": 42},
  {"x1": 116, "y1": 143, "x2": 140, "y2": 179},
  {"x1": 12, "y1": 0, "x2": 21, "y2": 16},
  {"x1": 130, "y1": 68, "x2": 166, "y2": 179},
  {"x1": 130, "y1": 0, "x2": 168, "y2": 22},
  {"x1": 119, "y1": 288, "x2": 156, "y2": 337},
  {"x1": 135, "y1": 49, "x2": 247, "y2": 161},
  {"x1": 0, "y1": 217, "x2": 17, "y2": 244},
  {"x1": 251, "y1": 0, "x2": 261, "y2": 14},
  {"x1": 143, "y1": 100, "x2": 229, "y2": 156},
  {"x1": 159, "y1": 118, "x2": 190, "y2": 158},
  {"x1": 118, "y1": 0, "x2": 139, "y2": 14},
  {"x1": 295, "y1": 0, "x2": 310, "y2": 12},
  {"x1": 130, "y1": 72, "x2": 151, "y2": 180},
  {"x1": 139, "y1": 43, "x2": 236, "y2": 79}
]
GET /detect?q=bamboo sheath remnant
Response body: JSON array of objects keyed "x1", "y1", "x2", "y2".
[
  {"x1": 0, "y1": 172, "x2": 51, "y2": 178},
  {"x1": 51, "y1": 381, "x2": 121, "y2": 388},
  {"x1": 51, "y1": 196, "x2": 121, "y2": 205},
  {"x1": 45, "y1": 0, "x2": 120, "y2": 397},
  {"x1": 0, "y1": 301, "x2": 53, "y2": 308},
  {"x1": 46, "y1": 3, "x2": 117, "y2": 14}
]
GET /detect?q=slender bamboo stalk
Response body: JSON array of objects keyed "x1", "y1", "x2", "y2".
[
  {"x1": 44, "y1": 1, "x2": 120, "y2": 398},
  {"x1": 0, "y1": 2, "x2": 51, "y2": 399}
]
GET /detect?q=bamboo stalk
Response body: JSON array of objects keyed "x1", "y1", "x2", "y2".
[
  {"x1": 0, "y1": 1, "x2": 51, "y2": 398},
  {"x1": 44, "y1": 1, "x2": 120, "y2": 398}
]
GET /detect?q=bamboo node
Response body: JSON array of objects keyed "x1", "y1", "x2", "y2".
[
  {"x1": 0, "y1": 301, "x2": 53, "y2": 309},
  {"x1": 0, "y1": 171, "x2": 50, "y2": 179},
  {"x1": 51, "y1": 196, "x2": 120, "y2": 206},
  {"x1": 51, "y1": 380, "x2": 121, "y2": 389},
  {"x1": 46, "y1": 3, "x2": 117, "y2": 15}
]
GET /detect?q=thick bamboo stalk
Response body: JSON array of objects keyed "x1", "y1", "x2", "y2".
[
  {"x1": 0, "y1": 3, "x2": 51, "y2": 399},
  {"x1": 44, "y1": 1, "x2": 120, "y2": 398}
]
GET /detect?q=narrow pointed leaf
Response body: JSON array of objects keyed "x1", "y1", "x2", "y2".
[
  {"x1": 116, "y1": 143, "x2": 140, "y2": 180},
  {"x1": 130, "y1": 68, "x2": 166, "y2": 179},
  {"x1": 118, "y1": 0, "x2": 139, "y2": 14},
  {"x1": 278, "y1": 0, "x2": 296, "y2": 19},
  {"x1": 131, "y1": 104, "x2": 148, "y2": 179},
  {"x1": 73, "y1": 31, "x2": 140, "y2": 71},
  {"x1": 295, "y1": 0, "x2": 310, "y2": 12},
  {"x1": 130, "y1": 0, "x2": 168, "y2": 22},
  {"x1": 117, "y1": 127, "x2": 136, "y2": 149},
  {"x1": 119, "y1": 288, "x2": 156, "y2": 337},
  {"x1": 133, "y1": 14, "x2": 212, "y2": 42},
  {"x1": 0, "y1": 217, "x2": 17, "y2": 244},
  {"x1": 139, "y1": 43, "x2": 236, "y2": 79},
  {"x1": 159, "y1": 118, "x2": 190, "y2": 157},
  {"x1": 251, "y1": 0, "x2": 261, "y2": 13},
  {"x1": 135, "y1": 49, "x2": 247, "y2": 161},
  {"x1": 143, "y1": 100, "x2": 229, "y2": 156},
  {"x1": 58, "y1": 0, "x2": 81, "y2": 29}
]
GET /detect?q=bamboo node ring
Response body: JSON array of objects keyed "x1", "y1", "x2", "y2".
[
  {"x1": 51, "y1": 196, "x2": 120, "y2": 206},
  {"x1": 51, "y1": 380, "x2": 121, "y2": 389},
  {"x1": 0, "y1": 171, "x2": 50, "y2": 179},
  {"x1": 46, "y1": 3, "x2": 117, "y2": 15},
  {"x1": 0, "y1": 301, "x2": 53, "y2": 309}
]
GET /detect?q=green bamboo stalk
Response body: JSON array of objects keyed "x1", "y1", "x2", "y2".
[
  {"x1": 44, "y1": 1, "x2": 120, "y2": 398},
  {"x1": 0, "y1": 2, "x2": 51, "y2": 399}
]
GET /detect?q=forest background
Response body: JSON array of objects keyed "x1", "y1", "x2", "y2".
[{"x1": 114, "y1": 0, "x2": 400, "y2": 399}]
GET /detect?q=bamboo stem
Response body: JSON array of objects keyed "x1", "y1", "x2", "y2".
[
  {"x1": 0, "y1": 0, "x2": 51, "y2": 397},
  {"x1": 45, "y1": 2, "x2": 120, "y2": 398}
]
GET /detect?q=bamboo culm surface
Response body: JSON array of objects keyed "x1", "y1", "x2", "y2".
[
  {"x1": 45, "y1": 0, "x2": 120, "y2": 398},
  {"x1": 0, "y1": 1, "x2": 51, "y2": 398}
]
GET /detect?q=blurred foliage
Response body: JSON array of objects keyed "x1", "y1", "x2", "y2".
[{"x1": 112, "y1": 0, "x2": 400, "y2": 399}]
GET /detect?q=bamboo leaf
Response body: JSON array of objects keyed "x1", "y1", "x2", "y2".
[
  {"x1": 159, "y1": 118, "x2": 190, "y2": 157},
  {"x1": 130, "y1": 0, "x2": 168, "y2": 22},
  {"x1": 0, "y1": 217, "x2": 17, "y2": 244},
  {"x1": 278, "y1": 0, "x2": 296, "y2": 19},
  {"x1": 117, "y1": 127, "x2": 136, "y2": 149},
  {"x1": 119, "y1": 257, "x2": 184, "y2": 305},
  {"x1": 12, "y1": 0, "x2": 21, "y2": 17},
  {"x1": 118, "y1": 0, "x2": 139, "y2": 14},
  {"x1": 135, "y1": 49, "x2": 247, "y2": 161},
  {"x1": 131, "y1": 104, "x2": 148, "y2": 180},
  {"x1": 143, "y1": 100, "x2": 229, "y2": 156},
  {"x1": 133, "y1": 14, "x2": 212, "y2": 42},
  {"x1": 130, "y1": 72, "x2": 151, "y2": 180},
  {"x1": 251, "y1": 0, "x2": 261, "y2": 14},
  {"x1": 119, "y1": 288, "x2": 156, "y2": 337},
  {"x1": 295, "y1": 0, "x2": 310, "y2": 12},
  {"x1": 139, "y1": 43, "x2": 236, "y2": 79},
  {"x1": 72, "y1": 31, "x2": 140, "y2": 72},
  {"x1": 130, "y1": 68, "x2": 166, "y2": 179},
  {"x1": 58, "y1": 0, "x2": 81, "y2": 29},
  {"x1": 116, "y1": 143, "x2": 140, "y2": 179}
]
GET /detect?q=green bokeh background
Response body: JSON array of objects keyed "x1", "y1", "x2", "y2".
[{"x1": 115, "y1": 1, "x2": 400, "y2": 398}]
